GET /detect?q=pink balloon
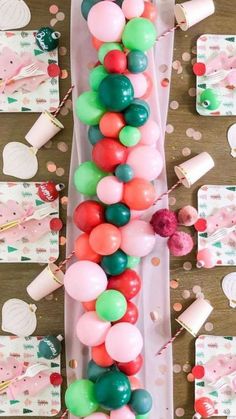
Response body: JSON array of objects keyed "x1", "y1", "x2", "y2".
[
  {"x1": 120, "y1": 220, "x2": 156, "y2": 257},
  {"x1": 122, "y1": 0, "x2": 144, "y2": 19},
  {"x1": 88, "y1": 1, "x2": 126, "y2": 42},
  {"x1": 105, "y1": 322, "x2": 143, "y2": 362},
  {"x1": 126, "y1": 145, "x2": 163, "y2": 181},
  {"x1": 64, "y1": 261, "x2": 107, "y2": 302},
  {"x1": 110, "y1": 406, "x2": 135, "y2": 419},
  {"x1": 76, "y1": 311, "x2": 111, "y2": 346},
  {"x1": 197, "y1": 248, "x2": 216, "y2": 269},
  {"x1": 129, "y1": 375, "x2": 142, "y2": 390},
  {"x1": 85, "y1": 414, "x2": 110, "y2": 419},
  {"x1": 125, "y1": 73, "x2": 148, "y2": 98},
  {"x1": 97, "y1": 176, "x2": 123, "y2": 204},
  {"x1": 139, "y1": 120, "x2": 161, "y2": 145}
]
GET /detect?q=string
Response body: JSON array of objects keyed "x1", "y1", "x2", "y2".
[
  {"x1": 156, "y1": 21, "x2": 186, "y2": 43},
  {"x1": 155, "y1": 327, "x2": 184, "y2": 356},
  {"x1": 55, "y1": 251, "x2": 75, "y2": 272},
  {"x1": 153, "y1": 177, "x2": 184, "y2": 205},
  {"x1": 54, "y1": 85, "x2": 75, "y2": 117}
]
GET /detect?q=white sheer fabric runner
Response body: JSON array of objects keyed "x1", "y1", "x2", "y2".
[{"x1": 66, "y1": 1, "x2": 175, "y2": 417}]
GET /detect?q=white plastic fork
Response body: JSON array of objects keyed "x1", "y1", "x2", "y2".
[
  {"x1": 0, "y1": 204, "x2": 57, "y2": 232},
  {"x1": 0, "y1": 363, "x2": 49, "y2": 392},
  {"x1": 204, "y1": 69, "x2": 228, "y2": 84},
  {"x1": 206, "y1": 225, "x2": 236, "y2": 244},
  {"x1": 10, "y1": 63, "x2": 46, "y2": 81}
]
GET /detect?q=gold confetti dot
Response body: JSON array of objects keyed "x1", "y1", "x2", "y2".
[
  {"x1": 166, "y1": 124, "x2": 174, "y2": 134},
  {"x1": 173, "y1": 302, "x2": 182, "y2": 312},
  {"x1": 187, "y1": 373, "x2": 195, "y2": 382},
  {"x1": 182, "y1": 147, "x2": 191, "y2": 157},
  {"x1": 60, "y1": 236, "x2": 66, "y2": 245},
  {"x1": 169, "y1": 196, "x2": 176, "y2": 206},
  {"x1": 205, "y1": 322, "x2": 213, "y2": 332},
  {"x1": 45, "y1": 293, "x2": 54, "y2": 301},
  {"x1": 61, "y1": 196, "x2": 68, "y2": 205},
  {"x1": 56, "y1": 167, "x2": 65, "y2": 176},
  {"x1": 182, "y1": 52, "x2": 191, "y2": 61},
  {"x1": 56, "y1": 11, "x2": 65, "y2": 21},
  {"x1": 183, "y1": 363, "x2": 191, "y2": 373},
  {"x1": 50, "y1": 18, "x2": 58, "y2": 27},
  {"x1": 188, "y1": 87, "x2": 196, "y2": 97},
  {"x1": 182, "y1": 290, "x2": 190, "y2": 299},
  {"x1": 69, "y1": 359, "x2": 78, "y2": 369},
  {"x1": 170, "y1": 100, "x2": 179, "y2": 110},
  {"x1": 60, "y1": 107, "x2": 69, "y2": 116},
  {"x1": 183, "y1": 261, "x2": 192, "y2": 271},
  {"x1": 170, "y1": 279, "x2": 179, "y2": 289},
  {"x1": 193, "y1": 285, "x2": 201, "y2": 294},
  {"x1": 186, "y1": 128, "x2": 194, "y2": 137},
  {"x1": 175, "y1": 407, "x2": 185, "y2": 417},
  {"x1": 193, "y1": 131, "x2": 202, "y2": 141},
  {"x1": 59, "y1": 46, "x2": 67, "y2": 56},
  {"x1": 151, "y1": 257, "x2": 160, "y2": 266},
  {"x1": 172, "y1": 60, "x2": 181, "y2": 70},
  {"x1": 60, "y1": 69, "x2": 68, "y2": 79},
  {"x1": 44, "y1": 140, "x2": 53, "y2": 149},
  {"x1": 173, "y1": 364, "x2": 181, "y2": 373},
  {"x1": 47, "y1": 162, "x2": 57, "y2": 172},
  {"x1": 57, "y1": 142, "x2": 68, "y2": 152}
]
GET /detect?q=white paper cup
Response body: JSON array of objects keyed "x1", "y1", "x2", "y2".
[
  {"x1": 176, "y1": 298, "x2": 213, "y2": 337},
  {"x1": 174, "y1": 0, "x2": 215, "y2": 31},
  {"x1": 25, "y1": 111, "x2": 64, "y2": 149},
  {"x1": 27, "y1": 263, "x2": 64, "y2": 301},
  {"x1": 174, "y1": 152, "x2": 214, "y2": 188}
]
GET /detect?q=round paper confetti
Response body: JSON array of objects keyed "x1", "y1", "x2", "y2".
[
  {"x1": 65, "y1": 99, "x2": 72, "y2": 109},
  {"x1": 48, "y1": 63, "x2": 61, "y2": 77},
  {"x1": 183, "y1": 261, "x2": 192, "y2": 271},
  {"x1": 193, "y1": 131, "x2": 202, "y2": 141},
  {"x1": 45, "y1": 293, "x2": 53, "y2": 301},
  {"x1": 188, "y1": 87, "x2": 196, "y2": 97},
  {"x1": 186, "y1": 128, "x2": 194, "y2": 137},
  {"x1": 50, "y1": 18, "x2": 58, "y2": 27},
  {"x1": 69, "y1": 359, "x2": 78, "y2": 369},
  {"x1": 60, "y1": 69, "x2": 68, "y2": 79},
  {"x1": 161, "y1": 78, "x2": 169, "y2": 87},
  {"x1": 205, "y1": 322, "x2": 213, "y2": 332},
  {"x1": 159, "y1": 64, "x2": 168, "y2": 73},
  {"x1": 60, "y1": 107, "x2": 69, "y2": 116},
  {"x1": 193, "y1": 285, "x2": 201, "y2": 294},
  {"x1": 182, "y1": 147, "x2": 191, "y2": 157},
  {"x1": 59, "y1": 46, "x2": 67, "y2": 56},
  {"x1": 56, "y1": 11, "x2": 65, "y2": 21},
  {"x1": 175, "y1": 407, "x2": 185, "y2": 417},
  {"x1": 169, "y1": 196, "x2": 176, "y2": 206},
  {"x1": 166, "y1": 124, "x2": 174, "y2": 134},
  {"x1": 151, "y1": 257, "x2": 160, "y2": 266},
  {"x1": 49, "y1": 4, "x2": 59, "y2": 14},
  {"x1": 60, "y1": 236, "x2": 66, "y2": 246},
  {"x1": 172, "y1": 60, "x2": 181, "y2": 70},
  {"x1": 44, "y1": 140, "x2": 53, "y2": 149},
  {"x1": 150, "y1": 311, "x2": 159, "y2": 322},
  {"x1": 56, "y1": 167, "x2": 65, "y2": 176},
  {"x1": 193, "y1": 62, "x2": 206, "y2": 76},
  {"x1": 192, "y1": 46, "x2": 197, "y2": 55},
  {"x1": 196, "y1": 292, "x2": 205, "y2": 299},
  {"x1": 194, "y1": 218, "x2": 207, "y2": 232},
  {"x1": 192, "y1": 365, "x2": 204, "y2": 379},
  {"x1": 173, "y1": 364, "x2": 181, "y2": 373},
  {"x1": 61, "y1": 196, "x2": 68, "y2": 205},
  {"x1": 182, "y1": 52, "x2": 191, "y2": 61},
  {"x1": 170, "y1": 100, "x2": 179, "y2": 110},
  {"x1": 57, "y1": 142, "x2": 68, "y2": 152},
  {"x1": 182, "y1": 290, "x2": 190, "y2": 299},
  {"x1": 173, "y1": 302, "x2": 182, "y2": 312},
  {"x1": 187, "y1": 373, "x2": 194, "y2": 382},
  {"x1": 170, "y1": 280, "x2": 179, "y2": 289},
  {"x1": 183, "y1": 363, "x2": 191, "y2": 373},
  {"x1": 177, "y1": 66, "x2": 183, "y2": 74},
  {"x1": 191, "y1": 58, "x2": 197, "y2": 65},
  {"x1": 47, "y1": 162, "x2": 57, "y2": 172}
]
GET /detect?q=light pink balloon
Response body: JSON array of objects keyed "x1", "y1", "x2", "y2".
[
  {"x1": 110, "y1": 406, "x2": 135, "y2": 419},
  {"x1": 139, "y1": 120, "x2": 161, "y2": 145},
  {"x1": 88, "y1": 1, "x2": 126, "y2": 42},
  {"x1": 126, "y1": 145, "x2": 163, "y2": 181},
  {"x1": 64, "y1": 261, "x2": 107, "y2": 302},
  {"x1": 85, "y1": 414, "x2": 110, "y2": 419},
  {"x1": 120, "y1": 220, "x2": 156, "y2": 257},
  {"x1": 125, "y1": 73, "x2": 148, "y2": 98},
  {"x1": 97, "y1": 176, "x2": 123, "y2": 204},
  {"x1": 76, "y1": 311, "x2": 111, "y2": 346},
  {"x1": 106, "y1": 322, "x2": 143, "y2": 362},
  {"x1": 122, "y1": 0, "x2": 144, "y2": 19}
]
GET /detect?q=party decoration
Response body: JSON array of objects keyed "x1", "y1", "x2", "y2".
[
  {"x1": 89, "y1": 65, "x2": 109, "y2": 91},
  {"x1": 38, "y1": 181, "x2": 64, "y2": 202},
  {"x1": 64, "y1": 261, "x2": 107, "y2": 302},
  {"x1": 150, "y1": 209, "x2": 178, "y2": 237},
  {"x1": 105, "y1": 203, "x2": 131, "y2": 226},
  {"x1": 3, "y1": 142, "x2": 38, "y2": 180},
  {"x1": 126, "y1": 73, "x2": 148, "y2": 98},
  {"x1": 76, "y1": 91, "x2": 106, "y2": 125},
  {"x1": 122, "y1": 0, "x2": 144, "y2": 19},
  {"x1": 107, "y1": 269, "x2": 141, "y2": 300},
  {"x1": 74, "y1": 161, "x2": 107, "y2": 196},
  {"x1": 194, "y1": 397, "x2": 215, "y2": 418},
  {"x1": 120, "y1": 220, "x2": 155, "y2": 257},
  {"x1": 97, "y1": 176, "x2": 124, "y2": 205},
  {"x1": 200, "y1": 88, "x2": 221, "y2": 111},
  {"x1": 139, "y1": 119, "x2": 160, "y2": 145},
  {"x1": 99, "y1": 112, "x2": 125, "y2": 138},
  {"x1": 227, "y1": 123, "x2": 236, "y2": 157},
  {"x1": 92, "y1": 138, "x2": 127, "y2": 172},
  {"x1": 122, "y1": 18, "x2": 157, "y2": 51},
  {"x1": 104, "y1": 50, "x2": 127, "y2": 74},
  {"x1": 129, "y1": 389, "x2": 153, "y2": 415},
  {"x1": 92, "y1": 343, "x2": 114, "y2": 367},
  {"x1": 98, "y1": 42, "x2": 123, "y2": 64},
  {"x1": 27, "y1": 262, "x2": 64, "y2": 301},
  {"x1": 124, "y1": 100, "x2": 150, "y2": 127},
  {"x1": 178, "y1": 205, "x2": 198, "y2": 226},
  {"x1": 96, "y1": 290, "x2": 127, "y2": 322},
  {"x1": 105, "y1": 323, "x2": 143, "y2": 362},
  {"x1": 87, "y1": 359, "x2": 112, "y2": 382},
  {"x1": 127, "y1": 256, "x2": 140, "y2": 269},
  {"x1": 110, "y1": 405, "x2": 135, "y2": 419},
  {"x1": 1, "y1": 299, "x2": 37, "y2": 337},
  {"x1": 176, "y1": 298, "x2": 213, "y2": 337},
  {"x1": 76, "y1": 311, "x2": 111, "y2": 346},
  {"x1": 36, "y1": 27, "x2": 60, "y2": 52},
  {"x1": 196, "y1": 248, "x2": 216, "y2": 269},
  {"x1": 115, "y1": 300, "x2": 139, "y2": 324},
  {"x1": 88, "y1": 125, "x2": 104, "y2": 145},
  {"x1": 65, "y1": 379, "x2": 98, "y2": 417},
  {"x1": 85, "y1": 414, "x2": 110, "y2": 419},
  {"x1": 75, "y1": 233, "x2": 102, "y2": 263},
  {"x1": 127, "y1": 50, "x2": 148, "y2": 74},
  {"x1": 101, "y1": 250, "x2": 128, "y2": 275},
  {"x1": 119, "y1": 126, "x2": 141, "y2": 147},
  {"x1": 89, "y1": 223, "x2": 121, "y2": 255},
  {"x1": 94, "y1": 370, "x2": 131, "y2": 409},
  {"x1": 87, "y1": 1, "x2": 126, "y2": 42},
  {"x1": 126, "y1": 145, "x2": 163, "y2": 181},
  {"x1": 98, "y1": 74, "x2": 134, "y2": 111},
  {"x1": 167, "y1": 231, "x2": 194, "y2": 256},
  {"x1": 174, "y1": 152, "x2": 214, "y2": 188},
  {"x1": 123, "y1": 178, "x2": 156, "y2": 210},
  {"x1": 115, "y1": 164, "x2": 134, "y2": 183},
  {"x1": 83, "y1": 300, "x2": 97, "y2": 311},
  {"x1": 0, "y1": 0, "x2": 31, "y2": 30},
  {"x1": 222, "y1": 272, "x2": 236, "y2": 308},
  {"x1": 38, "y1": 335, "x2": 62, "y2": 359},
  {"x1": 174, "y1": 0, "x2": 215, "y2": 31},
  {"x1": 141, "y1": 1, "x2": 157, "y2": 22},
  {"x1": 81, "y1": 0, "x2": 102, "y2": 20},
  {"x1": 73, "y1": 200, "x2": 105, "y2": 233},
  {"x1": 117, "y1": 354, "x2": 143, "y2": 376}
]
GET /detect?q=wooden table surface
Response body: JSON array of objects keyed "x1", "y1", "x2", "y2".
[{"x1": 0, "y1": 0, "x2": 235, "y2": 418}]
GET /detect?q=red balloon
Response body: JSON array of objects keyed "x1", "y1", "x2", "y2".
[
  {"x1": 117, "y1": 354, "x2": 143, "y2": 376},
  {"x1": 123, "y1": 178, "x2": 156, "y2": 210},
  {"x1": 89, "y1": 223, "x2": 121, "y2": 255},
  {"x1": 99, "y1": 112, "x2": 125, "y2": 138},
  {"x1": 73, "y1": 200, "x2": 105, "y2": 233},
  {"x1": 92, "y1": 138, "x2": 128, "y2": 172},
  {"x1": 92, "y1": 343, "x2": 114, "y2": 367},
  {"x1": 74, "y1": 233, "x2": 102, "y2": 263},
  {"x1": 82, "y1": 300, "x2": 97, "y2": 311},
  {"x1": 114, "y1": 301, "x2": 139, "y2": 324},
  {"x1": 141, "y1": 2, "x2": 157, "y2": 22},
  {"x1": 104, "y1": 50, "x2": 127, "y2": 74},
  {"x1": 195, "y1": 397, "x2": 215, "y2": 418},
  {"x1": 107, "y1": 269, "x2": 141, "y2": 300}
]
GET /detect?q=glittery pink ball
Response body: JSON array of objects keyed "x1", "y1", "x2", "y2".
[
  {"x1": 167, "y1": 231, "x2": 194, "y2": 256},
  {"x1": 150, "y1": 209, "x2": 178, "y2": 237},
  {"x1": 178, "y1": 205, "x2": 198, "y2": 227}
]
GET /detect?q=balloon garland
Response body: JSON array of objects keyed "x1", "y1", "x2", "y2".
[{"x1": 64, "y1": 0, "x2": 160, "y2": 417}]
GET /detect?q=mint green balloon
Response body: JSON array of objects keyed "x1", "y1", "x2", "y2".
[
  {"x1": 136, "y1": 414, "x2": 149, "y2": 419},
  {"x1": 119, "y1": 126, "x2": 141, "y2": 147},
  {"x1": 122, "y1": 18, "x2": 157, "y2": 51},
  {"x1": 65, "y1": 379, "x2": 98, "y2": 417},
  {"x1": 127, "y1": 255, "x2": 140, "y2": 269},
  {"x1": 74, "y1": 161, "x2": 107, "y2": 196},
  {"x1": 89, "y1": 65, "x2": 108, "y2": 91},
  {"x1": 98, "y1": 42, "x2": 123, "y2": 64},
  {"x1": 76, "y1": 91, "x2": 106, "y2": 125},
  {"x1": 96, "y1": 290, "x2": 127, "y2": 322}
]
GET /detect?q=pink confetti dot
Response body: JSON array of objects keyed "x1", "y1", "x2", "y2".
[
  {"x1": 182, "y1": 147, "x2": 191, "y2": 157},
  {"x1": 172, "y1": 60, "x2": 181, "y2": 70},
  {"x1": 188, "y1": 87, "x2": 196, "y2": 97},
  {"x1": 49, "y1": 4, "x2": 59, "y2": 14},
  {"x1": 186, "y1": 128, "x2": 194, "y2": 138},
  {"x1": 60, "y1": 69, "x2": 68, "y2": 79},
  {"x1": 170, "y1": 100, "x2": 179, "y2": 110},
  {"x1": 61, "y1": 196, "x2": 68, "y2": 205},
  {"x1": 56, "y1": 11, "x2": 65, "y2": 21},
  {"x1": 57, "y1": 142, "x2": 68, "y2": 152},
  {"x1": 50, "y1": 18, "x2": 58, "y2": 27},
  {"x1": 60, "y1": 236, "x2": 66, "y2": 246},
  {"x1": 183, "y1": 261, "x2": 192, "y2": 271},
  {"x1": 175, "y1": 408, "x2": 185, "y2": 417},
  {"x1": 173, "y1": 364, "x2": 181, "y2": 373},
  {"x1": 187, "y1": 373, "x2": 195, "y2": 382},
  {"x1": 177, "y1": 66, "x2": 183, "y2": 74},
  {"x1": 170, "y1": 280, "x2": 179, "y2": 289},
  {"x1": 182, "y1": 52, "x2": 191, "y2": 61},
  {"x1": 166, "y1": 124, "x2": 174, "y2": 134},
  {"x1": 193, "y1": 131, "x2": 202, "y2": 141},
  {"x1": 182, "y1": 290, "x2": 190, "y2": 299},
  {"x1": 193, "y1": 285, "x2": 201, "y2": 294},
  {"x1": 173, "y1": 302, "x2": 182, "y2": 312},
  {"x1": 161, "y1": 78, "x2": 169, "y2": 87},
  {"x1": 169, "y1": 196, "x2": 176, "y2": 206},
  {"x1": 47, "y1": 162, "x2": 57, "y2": 172},
  {"x1": 56, "y1": 167, "x2": 65, "y2": 176},
  {"x1": 59, "y1": 46, "x2": 67, "y2": 56},
  {"x1": 183, "y1": 363, "x2": 191, "y2": 373},
  {"x1": 159, "y1": 64, "x2": 168, "y2": 73},
  {"x1": 205, "y1": 322, "x2": 213, "y2": 332}
]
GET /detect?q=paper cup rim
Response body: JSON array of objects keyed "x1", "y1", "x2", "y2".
[
  {"x1": 44, "y1": 110, "x2": 64, "y2": 130},
  {"x1": 174, "y1": 165, "x2": 191, "y2": 188},
  {"x1": 48, "y1": 263, "x2": 64, "y2": 285},
  {"x1": 176, "y1": 318, "x2": 197, "y2": 337},
  {"x1": 174, "y1": 4, "x2": 189, "y2": 31}
]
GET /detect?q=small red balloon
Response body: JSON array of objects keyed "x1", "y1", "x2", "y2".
[
  {"x1": 117, "y1": 354, "x2": 143, "y2": 376},
  {"x1": 104, "y1": 50, "x2": 127, "y2": 74},
  {"x1": 47, "y1": 63, "x2": 61, "y2": 77},
  {"x1": 107, "y1": 269, "x2": 141, "y2": 300},
  {"x1": 114, "y1": 301, "x2": 139, "y2": 324},
  {"x1": 192, "y1": 365, "x2": 205, "y2": 379},
  {"x1": 92, "y1": 343, "x2": 114, "y2": 367},
  {"x1": 99, "y1": 112, "x2": 125, "y2": 138},
  {"x1": 74, "y1": 233, "x2": 102, "y2": 263},
  {"x1": 92, "y1": 138, "x2": 128, "y2": 172},
  {"x1": 50, "y1": 373, "x2": 63, "y2": 386},
  {"x1": 50, "y1": 218, "x2": 63, "y2": 232},
  {"x1": 73, "y1": 200, "x2": 105, "y2": 233},
  {"x1": 193, "y1": 62, "x2": 206, "y2": 76},
  {"x1": 194, "y1": 218, "x2": 207, "y2": 232},
  {"x1": 195, "y1": 397, "x2": 215, "y2": 418},
  {"x1": 141, "y1": 2, "x2": 157, "y2": 22}
]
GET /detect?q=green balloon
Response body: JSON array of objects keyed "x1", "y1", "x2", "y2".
[
  {"x1": 89, "y1": 65, "x2": 109, "y2": 91},
  {"x1": 122, "y1": 18, "x2": 157, "y2": 51},
  {"x1": 119, "y1": 126, "x2": 141, "y2": 147},
  {"x1": 127, "y1": 50, "x2": 148, "y2": 74},
  {"x1": 136, "y1": 414, "x2": 149, "y2": 419},
  {"x1": 81, "y1": 0, "x2": 101, "y2": 20},
  {"x1": 87, "y1": 360, "x2": 111, "y2": 383},
  {"x1": 36, "y1": 27, "x2": 59, "y2": 52},
  {"x1": 105, "y1": 202, "x2": 131, "y2": 226},
  {"x1": 98, "y1": 42, "x2": 123, "y2": 64},
  {"x1": 94, "y1": 370, "x2": 131, "y2": 409},
  {"x1": 65, "y1": 379, "x2": 98, "y2": 417},
  {"x1": 76, "y1": 91, "x2": 106, "y2": 125},
  {"x1": 200, "y1": 88, "x2": 221, "y2": 110},
  {"x1": 127, "y1": 255, "x2": 140, "y2": 269},
  {"x1": 96, "y1": 290, "x2": 127, "y2": 321},
  {"x1": 101, "y1": 250, "x2": 128, "y2": 275},
  {"x1": 129, "y1": 389, "x2": 153, "y2": 415},
  {"x1": 124, "y1": 99, "x2": 150, "y2": 127},
  {"x1": 74, "y1": 161, "x2": 107, "y2": 196},
  {"x1": 99, "y1": 74, "x2": 134, "y2": 112},
  {"x1": 38, "y1": 336, "x2": 62, "y2": 360},
  {"x1": 88, "y1": 125, "x2": 104, "y2": 145}
]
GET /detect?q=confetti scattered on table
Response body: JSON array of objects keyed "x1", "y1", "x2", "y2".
[
  {"x1": 182, "y1": 290, "x2": 191, "y2": 299},
  {"x1": 170, "y1": 279, "x2": 179, "y2": 289},
  {"x1": 173, "y1": 364, "x2": 182, "y2": 373},
  {"x1": 193, "y1": 285, "x2": 201, "y2": 294},
  {"x1": 151, "y1": 257, "x2": 160, "y2": 266},
  {"x1": 170, "y1": 100, "x2": 179, "y2": 110},
  {"x1": 175, "y1": 407, "x2": 185, "y2": 417},
  {"x1": 169, "y1": 196, "x2": 176, "y2": 206},
  {"x1": 49, "y1": 4, "x2": 59, "y2": 14},
  {"x1": 204, "y1": 322, "x2": 214, "y2": 332},
  {"x1": 166, "y1": 124, "x2": 174, "y2": 134},
  {"x1": 173, "y1": 302, "x2": 182, "y2": 312},
  {"x1": 182, "y1": 147, "x2": 191, "y2": 157},
  {"x1": 47, "y1": 161, "x2": 57, "y2": 172},
  {"x1": 183, "y1": 261, "x2": 192, "y2": 271},
  {"x1": 182, "y1": 52, "x2": 191, "y2": 61}
]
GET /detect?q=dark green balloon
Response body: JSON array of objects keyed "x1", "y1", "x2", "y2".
[
  {"x1": 36, "y1": 27, "x2": 60, "y2": 52},
  {"x1": 127, "y1": 50, "x2": 148, "y2": 74},
  {"x1": 105, "y1": 203, "x2": 131, "y2": 227},
  {"x1": 115, "y1": 164, "x2": 134, "y2": 183},
  {"x1": 99, "y1": 74, "x2": 134, "y2": 112},
  {"x1": 94, "y1": 370, "x2": 131, "y2": 410},
  {"x1": 87, "y1": 360, "x2": 111, "y2": 383},
  {"x1": 81, "y1": 0, "x2": 102, "y2": 20},
  {"x1": 129, "y1": 389, "x2": 153, "y2": 415},
  {"x1": 101, "y1": 250, "x2": 128, "y2": 275},
  {"x1": 38, "y1": 336, "x2": 62, "y2": 359},
  {"x1": 124, "y1": 99, "x2": 150, "y2": 127},
  {"x1": 88, "y1": 125, "x2": 103, "y2": 145},
  {"x1": 115, "y1": 0, "x2": 124, "y2": 6}
]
